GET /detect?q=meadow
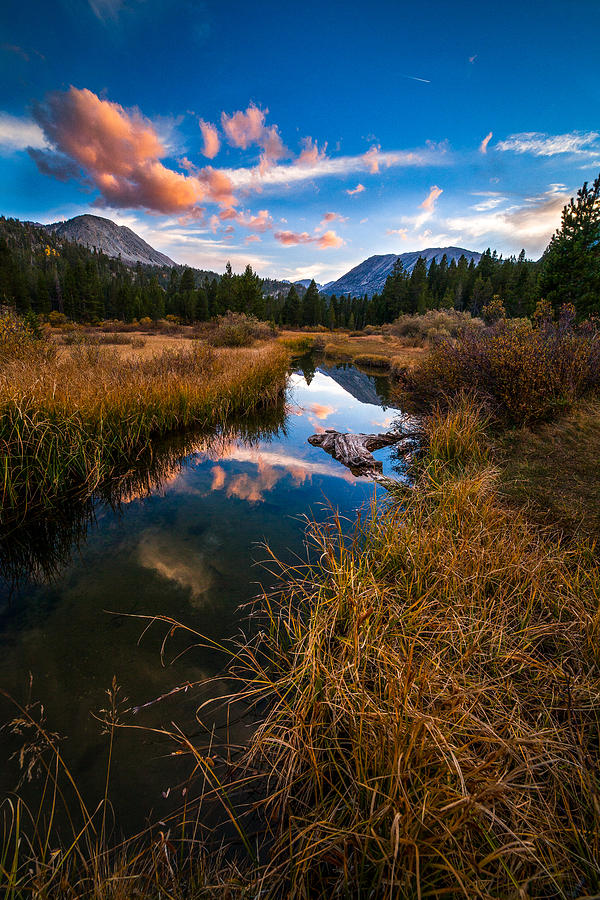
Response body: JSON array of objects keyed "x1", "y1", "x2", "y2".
[
  {"x1": 1, "y1": 305, "x2": 600, "y2": 897},
  {"x1": 0, "y1": 310, "x2": 288, "y2": 525}
]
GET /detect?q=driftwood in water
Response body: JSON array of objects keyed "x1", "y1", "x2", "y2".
[{"x1": 308, "y1": 427, "x2": 417, "y2": 475}]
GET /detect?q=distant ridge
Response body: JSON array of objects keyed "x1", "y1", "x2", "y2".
[
  {"x1": 322, "y1": 247, "x2": 482, "y2": 297},
  {"x1": 45, "y1": 214, "x2": 177, "y2": 267}
]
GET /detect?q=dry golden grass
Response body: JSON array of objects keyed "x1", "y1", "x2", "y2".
[
  {"x1": 500, "y1": 397, "x2": 600, "y2": 542},
  {"x1": 0, "y1": 340, "x2": 288, "y2": 523},
  {"x1": 2, "y1": 398, "x2": 600, "y2": 898},
  {"x1": 221, "y1": 399, "x2": 600, "y2": 897},
  {"x1": 278, "y1": 329, "x2": 427, "y2": 368}
]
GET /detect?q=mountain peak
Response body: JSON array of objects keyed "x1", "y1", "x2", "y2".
[
  {"x1": 45, "y1": 214, "x2": 177, "y2": 267},
  {"x1": 322, "y1": 247, "x2": 482, "y2": 297}
]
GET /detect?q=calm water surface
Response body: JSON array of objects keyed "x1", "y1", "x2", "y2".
[{"x1": 0, "y1": 361, "x2": 407, "y2": 833}]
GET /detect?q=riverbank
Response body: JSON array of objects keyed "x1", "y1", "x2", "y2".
[
  {"x1": 0, "y1": 335, "x2": 288, "y2": 524},
  {"x1": 278, "y1": 328, "x2": 427, "y2": 373}
]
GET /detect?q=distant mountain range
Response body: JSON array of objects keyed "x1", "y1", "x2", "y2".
[
  {"x1": 44, "y1": 214, "x2": 177, "y2": 267},
  {"x1": 33, "y1": 214, "x2": 481, "y2": 300},
  {"x1": 294, "y1": 279, "x2": 324, "y2": 291},
  {"x1": 322, "y1": 247, "x2": 482, "y2": 297}
]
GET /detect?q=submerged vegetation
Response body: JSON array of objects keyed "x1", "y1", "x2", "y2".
[{"x1": 0, "y1": 308, "x2": 288, "y2": 524}]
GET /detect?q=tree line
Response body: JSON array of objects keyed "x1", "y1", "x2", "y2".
[{"x1": 1, "y1": 174, "x2": 598, "y2": 326}]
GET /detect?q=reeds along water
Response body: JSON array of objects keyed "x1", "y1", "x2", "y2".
[
  {"x1": 0, "y1": 340, "x2": 289, "y2": 526},
  {"x1": 1, "y1": 396, "x2": 599, "y2": 897},
  {"x1": 210, "y1": 397, "x2": 600, "y2": 898}
]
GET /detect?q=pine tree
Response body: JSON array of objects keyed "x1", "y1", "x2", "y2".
[
  {"x1": 540, "y1": 173, "x2": 600, "y2": 317},
  {"x1": 302, "y1": 280, "x2": 321, "y2": 326},
  {"x1": 283, "y1": 284, "x2": 302, "y2": 326}
]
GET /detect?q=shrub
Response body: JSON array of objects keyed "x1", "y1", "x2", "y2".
[
  {"x1": 482, "y1": 294, "x2": 506, "y2": 325},
  {"x1": 48, "y1": 310, "x2": 68, "y2": 328},
  {"x1": 0, "y1": 306, "x2": 53, "y2": 363},
  {"x1": 207, "y1": 312, "x2": 273, "y2": 347},
  {"x1": 406, "y1": 316, "x2": 600, "y2": 423},
  {"x1": 389, "y1": 308, "x2": 483, "y2": 345}
]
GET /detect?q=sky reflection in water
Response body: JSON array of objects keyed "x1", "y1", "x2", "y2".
[{"x1": 0, "y1": 364, "x2": 406, "y2": 832}]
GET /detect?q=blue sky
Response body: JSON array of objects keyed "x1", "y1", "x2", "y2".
[{"x1": 1, "y1": 0, "x2": 599, "y2": 282}]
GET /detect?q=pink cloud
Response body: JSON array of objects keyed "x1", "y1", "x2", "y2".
[
  {"x1": 199, "y1": 166, "x2": 237, "y2": 208},
  {"x1": 221, "y1": 102, "x2": 286, "y2": 171},
  {"x1": 296, "y1": 136, "x2": 328, "y2": 166},
  {"x1": 346, "y1": 183, "x2": 365, "y2": 196},
  {"x1": 274, "y1": 230, "x2": 313, "y2": 246},
  {"x1": 245, "y1": 234, "x2": 261, "y2": 244},
  {"x1": 318, "y1": 229, "x2": 344, "y2": 248},
  {"x1": 274, "y1": 229, "x2": 344, "y2": 249},
  {"x1": 235, "y1": 208, "x2": 273, "y2": 231},
  {"x1": 31, "y1": 87, "x2": 236, "y2": 214},
  {"x1": 308, "y1": 402, "x2": 335, "y2": 420},
  {"x1": 386, "y1": 228, "x2": 408, "y2": 239},
  {"x1": 363, "y1": 144, "x2": 380, "y2": 173},
  {"x1": 420, "y1": 185, "x2": 443, "y2": 212},
  {"x1": 211, "y1": 465, "x2": 226, "y2": 490},
  {"x1": 199, "y1": 119, "x2": 220, "y2": 159},
  {"x1": 479, "y1": 131, "x2": 493, "y2": 154}
]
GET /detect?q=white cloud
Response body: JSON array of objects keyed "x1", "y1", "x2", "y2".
[
  {"x1": 222, "y1": 147, "x2": 442, "y2": 193},
  {"x1": 496, "y1": 131, "x2": 600, "y2": 157},
  {"x1": 441, "y1": 186, "x2": 568, "y2": 256},
  {"x1": 0, "y1": 113, "x2": 49, "y2": 153}
]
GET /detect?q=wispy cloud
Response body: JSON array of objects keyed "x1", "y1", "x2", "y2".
[
  {"x1": 420, "y1": 184, "x2": 443, "y2": 212},
  {"x1": 223, "y1": 147, "x2": 430, "y2": 192},
  {"x1": 442, "y1": 185, "x2": 569, "y2": 255},
  {"x1": 346, "y1": 183, "x2": 365, "y2": 195},
  {"x1": 88, "y1": 0, "x2": 125, "y2": 21},
  {"x1": 479, "y1": 131, "x2": 493, "y2": 154},
  {"x1": 496, "y1": 130, "x2": 600, "y2": 157},
  {"x1": 386, "y1": 227, "x2": 408, "y2": 239},
  {"x1": 0, "y1": 112, "x2": 48, "y2": 153}
]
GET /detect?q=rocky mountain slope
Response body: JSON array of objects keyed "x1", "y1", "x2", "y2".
[
  {"x1": 45, "y1": 214, "x2": 177, "y2": 267},
  {"x1": 322, "y1": 247, "x2": 482, "y2": 297}
]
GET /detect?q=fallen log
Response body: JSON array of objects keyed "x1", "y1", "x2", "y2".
[{"x1": 308, "y1": 427, "x2": 418, "y2": 475}]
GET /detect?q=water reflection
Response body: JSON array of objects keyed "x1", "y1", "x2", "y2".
[
  {"x1": 0, "y1": 403, "x2": 287, "y2": 596},
  {"x1": 0, "y1": 362, "x2": 407, "y2": 834}
]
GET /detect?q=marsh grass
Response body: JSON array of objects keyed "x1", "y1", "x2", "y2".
[
  {"x1": 0, "y1": 339, "x2": 288, "y2": 524},
  {"x1": 2, "y1": 381, "x2": 600, "y2": 896},
  {"x1": 500, "y1": 397, "x2": 600, "y2": 542},
  {"x1": 215, "y1": 399, "x2": 600, "y2": 897}
]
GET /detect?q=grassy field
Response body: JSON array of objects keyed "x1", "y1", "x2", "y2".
[
  {"x1": 500, "y1": 397, "x2": 600, "y2": 542},
  {"x1": 2, "y1": 315, "x2": 600, "y2": 897}
]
